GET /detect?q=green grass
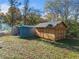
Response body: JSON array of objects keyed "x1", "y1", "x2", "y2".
[{"x1": 0, "y1": 36, "x2": 79, "y2": 59}]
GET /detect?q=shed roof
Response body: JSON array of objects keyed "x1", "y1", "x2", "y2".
[
  {"x1": 35, "y1": 20, "x2": 67, "y2": 28},
  {"x1": 19, "y1": 25, "x2": 35, "y2": 27}
]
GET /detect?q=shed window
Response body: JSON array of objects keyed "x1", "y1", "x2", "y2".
[{"x1": 47, "y1": 24, "x2": 53, "y2": 28}]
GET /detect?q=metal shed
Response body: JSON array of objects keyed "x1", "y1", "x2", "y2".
[{"x1": 19, "y1": 25, "x2": 35, "y2": 38}]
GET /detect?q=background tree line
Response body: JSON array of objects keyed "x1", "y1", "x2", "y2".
[{"x1": 0, "y1": 0, "x2": 42, "y2": 26}]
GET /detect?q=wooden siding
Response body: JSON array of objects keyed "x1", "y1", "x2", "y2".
[{"x1": 35, "y1": 23, "x2": 67, "y2": 41}]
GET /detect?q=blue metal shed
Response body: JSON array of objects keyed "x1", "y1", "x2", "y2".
[{"x1": 19, "y1": 25, "x2": 35, "y2": 38}]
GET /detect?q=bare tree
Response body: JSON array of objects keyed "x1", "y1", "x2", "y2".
[
  {"x1": 23, "y1": 0, "x2": 29, "y2": 24},
  {"x1": 45, "y1": 0, "x2": 72, "y2": 21}
]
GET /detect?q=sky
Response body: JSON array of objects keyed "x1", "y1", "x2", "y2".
[{"x1": 0, "y1": 0, "x2": 45, "y2": 14}]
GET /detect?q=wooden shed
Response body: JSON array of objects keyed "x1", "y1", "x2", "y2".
[{"x1": 35, "y1": 20, "x2": 67, "y2": 41}]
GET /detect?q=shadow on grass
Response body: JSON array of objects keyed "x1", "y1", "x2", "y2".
[
  {"x1": 19, "y1": 36, "x2": 79, "y2": 53},
  {"x1": 51, "y1": 39, "x2": 79, "y2": 53},
  {"x1": 19, "y1": 36, "x2": 42, "y2": 41}
]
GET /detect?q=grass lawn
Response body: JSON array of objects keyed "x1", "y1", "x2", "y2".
[{"x1": 0, "y1": 36, "x2": 79, "y2": 59}]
